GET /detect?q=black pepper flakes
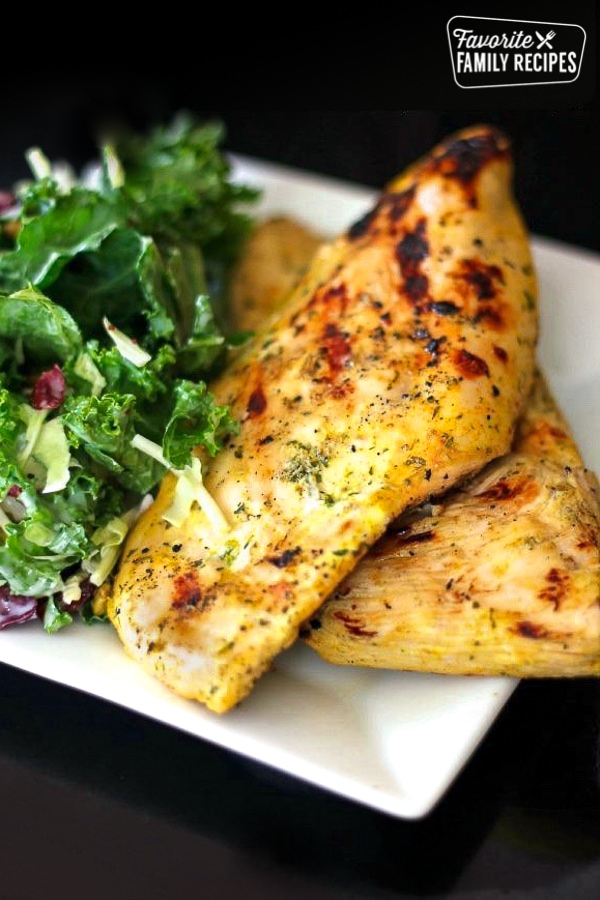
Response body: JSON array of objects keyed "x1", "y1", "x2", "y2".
[{"x1": 267, "y1": 547, "x2": 302, "y2": 568}]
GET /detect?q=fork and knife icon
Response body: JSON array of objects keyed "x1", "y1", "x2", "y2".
[{"x1": 535, "y1": 29, "x2": 556, "y2": 48}]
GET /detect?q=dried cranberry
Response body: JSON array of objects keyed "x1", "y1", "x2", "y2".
[
  {"x1": 7, "y1": 485, "x2": 22, "y2": 497},
  {"x1": 0, "y1": 190, "x2": 15, "y2": 214},
  {"x1": 58, "y1": 576, "x2": 96, "y2": 612},
  {"x1": 31, "y1": 364, "x2": 66, "y2": 410},
  {"x1": 0, "y1": 586, "x2": 39, "y2": 629}
]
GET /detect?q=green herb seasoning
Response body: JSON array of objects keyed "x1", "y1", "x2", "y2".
[{"x1": 280, "y1": 441, "x2": 330, "y2": 499}]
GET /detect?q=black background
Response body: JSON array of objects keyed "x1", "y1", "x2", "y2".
[
  {"x1": 3, "y1": 105, "x2": 600, "y2": 254},
  {"x1": 1, "y1": 4, "x2": 597, "y2": 256},
  {"x1": 2, "y1": 55, "x2": 598, "y2": 255},
  {"x1": 1, "y1": 7, "x2": 599, "y2": 899}
]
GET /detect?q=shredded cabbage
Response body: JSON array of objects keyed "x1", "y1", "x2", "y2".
[
  {"x1": 103, "y1": 316, "x2": 152, "y2": 367},
  {"x1": 34, "y1": 417, "x2": 71, "y2": 493}
]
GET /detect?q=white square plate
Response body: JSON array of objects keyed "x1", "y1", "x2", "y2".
[{"x1": 1, "y1": 155, "x2": 598, "y2": 820}]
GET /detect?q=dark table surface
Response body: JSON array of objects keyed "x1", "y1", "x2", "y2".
[{"x1": 1, "y1": 106, "x2": 599, "y2": 899}]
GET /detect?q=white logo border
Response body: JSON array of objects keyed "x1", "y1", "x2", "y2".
[{"x1": 447, "y1": 15, "x2": 587, "y2": 89}]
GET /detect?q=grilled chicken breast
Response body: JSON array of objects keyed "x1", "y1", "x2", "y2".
[
  {"x1": 229, "y1": 214, "x2": 600, "y2": 676},
  {"x1": 107, "y1": 125, "x2": 538, "y2": 712},
  {"x1": 304, "y1": 372, "x2": 600, "y2": 676},
  {"x1": 231, "y1": 218, "x2": 599, "y2": 676}
]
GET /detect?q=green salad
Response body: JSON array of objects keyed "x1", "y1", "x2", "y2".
[{"x1": 0, "y1": 113, "x2": 260, "y2": 632}]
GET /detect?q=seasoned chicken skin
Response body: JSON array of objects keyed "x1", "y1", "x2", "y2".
[
  {"x1": 304, "y1": 372, "x2": 600, "y2": 676},
  {"x1": 107, "y1": 125, "x2": 538, "y2": 712}
]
